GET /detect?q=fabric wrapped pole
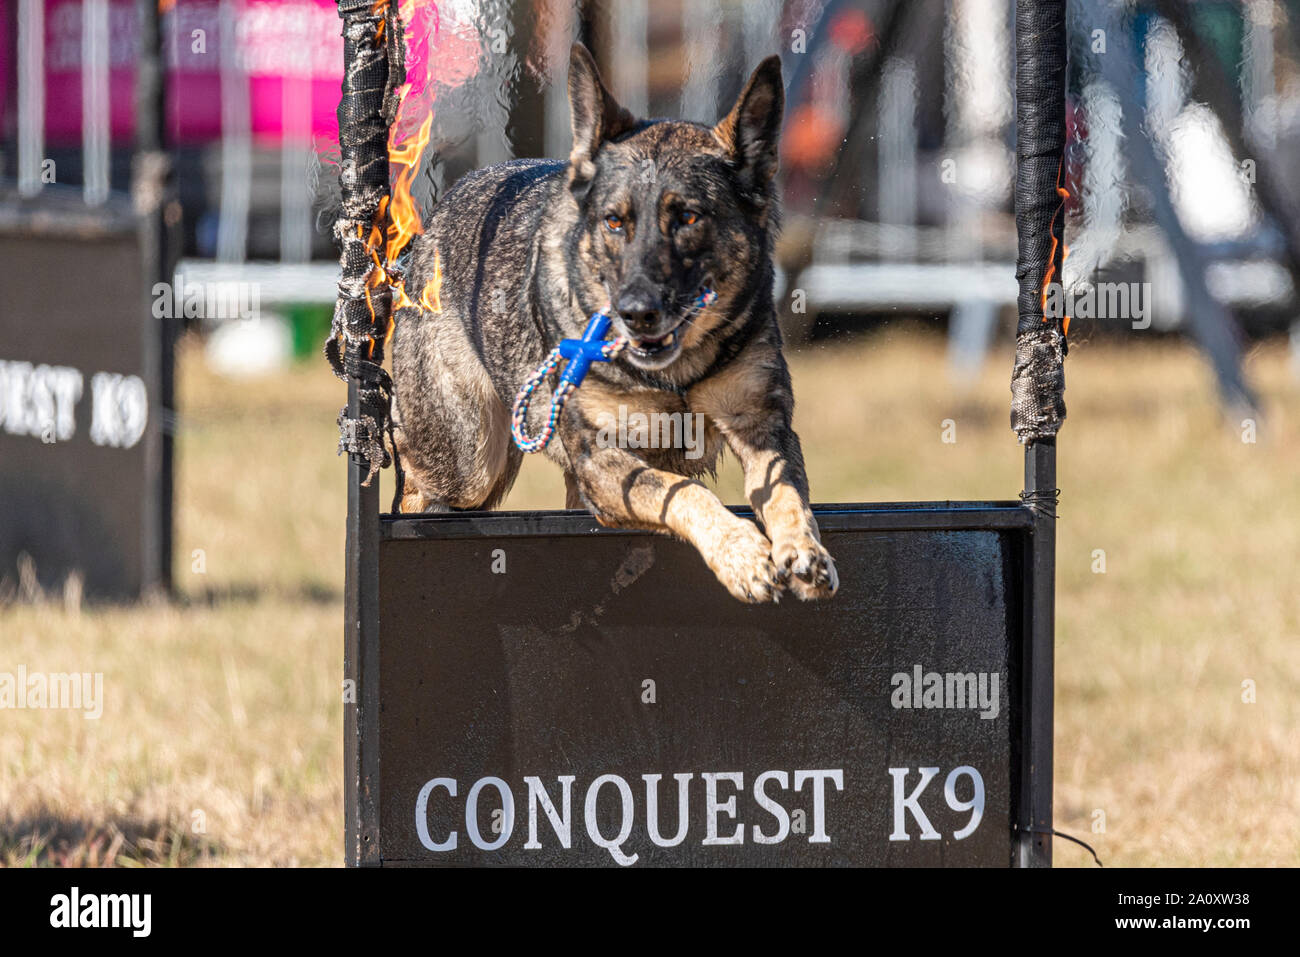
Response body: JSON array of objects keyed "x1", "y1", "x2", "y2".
[
  {"x1": 328, "y1": 0, "x2": 406, "y2": 484},
  {"x1": 1011, "y1": 0, "x2": 1068, "y2": 444}
]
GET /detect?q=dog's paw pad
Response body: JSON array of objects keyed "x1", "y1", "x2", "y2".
[
  {"x1": 773, "y1": 536, "x2": 838, "y2": 600},
  {"x1": 709, "y1": 523, "x2": 782, "y2": 603}
]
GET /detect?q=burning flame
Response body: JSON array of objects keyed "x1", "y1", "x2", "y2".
[
  {"x1": 374, "y1": 113, "x2": 434, "y2": 346},
  {"x1": 420, "y1": 250, "x2": 443, "y2": 313},
  {"x1": 386, "y1": 114, "x2": 433, "y2": 265},
  {"x1": 390, "y1": 250, "x2": 441, "y2": 317},
  {"x1": 362, "y1": 202, "x2": 389, "y2": 355},
  {"x1": 355, "y1": 2, "x2": 441, "y2": 357},
  {"x1": 1060, "y1": 240, "x2": 1071, "y2": 337},
  {"x1": 1040, "y1": 168, "x2": 1071, "y2": 337}
]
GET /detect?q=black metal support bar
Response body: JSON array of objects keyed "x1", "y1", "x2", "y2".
[
  {"x1": 1010, "y1": 0, "x2": 1068, "y2": 444},
  {"x1": 345, "y1": 378, "x2": 382, "y2": 866},
  {"x1": 1011, "y1": 0, "x2": 1066, "y2": 867},
  {"x1": 336, "y1": 0, "x2": 393, "y2": 867},
  {"x1": 134, "y1": 0, "x2": 175, "y2": 594},
  {"x1": 1019, "y1": 439, "x2": 1055, "y2": 867}
]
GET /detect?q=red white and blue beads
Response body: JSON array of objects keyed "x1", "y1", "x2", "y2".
[{"x1": 510, "y1": 288, "x2": 716, "y2": 454}]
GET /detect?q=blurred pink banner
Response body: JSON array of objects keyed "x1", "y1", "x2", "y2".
[{"x1": 0, "y1": 0, "x2": 474, "y2": 149}]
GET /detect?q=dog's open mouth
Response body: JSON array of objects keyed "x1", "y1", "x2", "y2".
[
  {"x1": 627, "y1": 328, "x2": 682, "y2": 360},
  {"x1": 616, "y1": 285, "x2": 713, "y2": 368}
]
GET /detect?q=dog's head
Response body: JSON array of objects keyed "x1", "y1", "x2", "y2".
[{"x1": 565, "y1": 43, "x2": 783, "y2": 371}]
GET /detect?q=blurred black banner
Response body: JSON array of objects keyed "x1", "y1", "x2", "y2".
[{"x1": 0, "y1": 190, "x2": 168, "y2": 599}]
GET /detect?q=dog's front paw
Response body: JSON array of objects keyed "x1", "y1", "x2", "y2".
[
  {"x1": 771, "y1": 533, "x2": 838, "y2": 601},
  {"x1": 707, "y1": 521, "x2": 782, "y2": 603}
]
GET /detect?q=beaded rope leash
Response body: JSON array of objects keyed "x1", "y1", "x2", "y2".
[{"x1": 510, "y1": 288, "x2": 717, "y2": 453}]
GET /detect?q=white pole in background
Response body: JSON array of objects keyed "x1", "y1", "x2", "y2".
[
  {"x1": 543, "y1": 1, "x2": 577, "y2": 161},
  {"x1": 945, "y1": 0, "x2": 1011, "y2": 264},
  {"x1": 878, "y1": 57, "x2": 918, "y2": 262},
  {"x1": 1242, "y1": 0, "x2": 1277, "y2": 149},
  {"x1": 742, "y1": 0, "x2": 780, "y2": 66},
  {"x1": 280, "y1": 0, "x2": 313, "y2": 263},
  {"x1": 17, "y1": 0, "x2": 46, "y2": 197},
  {"x1": 944, "y1": 0, "x2": 1011, "y2": 377},
  {"x1": 82, "y1": 0, "x2": 112, "y2": 205},
  {"x1": 218, "y1": 0, "x2": 251, "y2": 263},
  {"x1": 681, "y1": 0, "x2": 720, "y2": 122},
  {"x1": 473, "y1": 11, "x2": 513, "y2": 169},
  {"x1": 609, "y1": 0, "x2": 648, "y2": 117}
]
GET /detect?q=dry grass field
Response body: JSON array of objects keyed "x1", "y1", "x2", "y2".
[{"x1": 2, "y1": 325, "x2": 1297, "y2": 866}]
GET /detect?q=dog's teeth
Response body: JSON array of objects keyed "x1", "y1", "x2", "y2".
[{"x1": 664, "y1": 332, "x2": 675, "y2": 346}]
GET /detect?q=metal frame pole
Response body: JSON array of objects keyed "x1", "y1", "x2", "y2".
[
  {"x1": 335, "y1": 0, "x2": 395, "y2": 867},
  {"x1": 344, "y1": 377, "x2": 381, "y2": 865},
  {"x1": 1012, "y1": 0, "x2": 1068, "y2": 868},
  {"x1": 135, "y1": 0, "x2": 176, "y2": 595},
  {"x1": 1019, "y1": 439, "x2": 1055, "y2": 867}
]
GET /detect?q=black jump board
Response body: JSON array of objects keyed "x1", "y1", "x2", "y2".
[{"x1": 374, "y1": 505, "x2": 1028, "y2": 867}]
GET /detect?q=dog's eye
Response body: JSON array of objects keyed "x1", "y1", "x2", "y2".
[
  {"x1": 678, "y1": 210, "x2": 699, "y2": 227},
  {"x1": 604, "y1": 214, "x2": 624, "y2": 232}
]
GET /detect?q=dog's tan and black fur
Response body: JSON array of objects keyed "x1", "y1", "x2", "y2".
[{"x1": 391, "y1": 44, "x2": 836, "y2": 602}]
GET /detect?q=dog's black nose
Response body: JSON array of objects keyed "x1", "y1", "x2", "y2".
[{"x1": 616, "y1": 287, "x2": 663, "y2": 335}]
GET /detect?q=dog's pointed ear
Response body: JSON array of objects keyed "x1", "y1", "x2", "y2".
[
  {"x1": 713, "y1": 56, "x2": 784, "y2": 200},
  {"x1": 568, "y1": 43, "x2": 637, "y2": 187}
]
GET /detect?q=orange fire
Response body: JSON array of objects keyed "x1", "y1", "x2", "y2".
[
  {"x1": 1040, "y1": 171, "x2": 1071, "y2": 337},
  {"x1": 361, "y1": 196, "x2": 389, "y2": 356},
  {"x1": 419, "y1": 250, "x2": 443, "y2": 313},
  {"x1": 388, "y1": 251, "x2": 441, "y2": 318},
  {"x1": 386, "y1": 114, "x2": 432, "y2": 264},
  {"x1": 376, "y1": 112, "x2": 434, "y2": 338},
  {"x1": 354, "y1": 3, "x2": 439, "y2": 356}
]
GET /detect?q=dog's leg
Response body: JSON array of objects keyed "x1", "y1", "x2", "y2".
[
  {"x1": 691, "y1": 345, "x2": 838, "y2": 600},
  {"x1": 563, "y1": 472, "x2": 584, "y2": 510},
  {"x1": 730, "y1": 439, "x2": 837, "y2": 600},
  {"x1": 394, "y1": 478, "x2": 452, "y2": 513},
  {"x1": 562, "y1": 436, "x2": 782, "y2": 603},
  {"x1": 399, "y1": 483, "x2": 431, "y2": 513},
  {"x1": 391, "y1": 310, "x2": 519, "y2": 513}
]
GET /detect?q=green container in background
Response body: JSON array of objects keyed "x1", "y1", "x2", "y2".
[{"x1": 283, "y1": 303, "x2": 336, "y2": 362}]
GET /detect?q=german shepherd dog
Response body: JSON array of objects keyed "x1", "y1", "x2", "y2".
[{"x1": 391, "y1": 44, "x2": 836, "y2": 603}]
